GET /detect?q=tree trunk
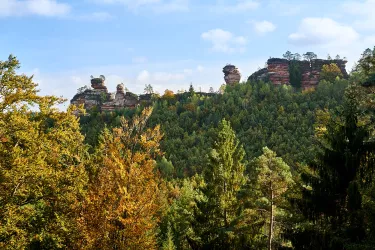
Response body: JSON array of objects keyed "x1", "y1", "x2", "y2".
[
  {"x1": 268, "y1": 187, "x2": 274, "y2": 250},
  {"x1": 224, "y1": 180, "x2": 228, "y2": 227}
]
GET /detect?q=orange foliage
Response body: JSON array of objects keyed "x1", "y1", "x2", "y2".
[
  {"x1": 163, "y1": 89, "x2": 175, "y2": 99},
  {"x1": 77, "y1": 107, "x2": 166, "y2": 249}
]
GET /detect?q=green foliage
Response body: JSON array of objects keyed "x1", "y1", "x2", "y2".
[
  {"x1": 160, "y1": 177, "x2": 206, "y2": 249},
  {"x1": 253, "y1": 147, "x2": 294, "y2": 249},
  {"x1": 355, "y1": 47, "x2": 375, "y2": 86},
  {"x1": 80, "y1": 80, "x2": 348, "y2": 178},
  {"x1": 288, "y1": 88, "x2": 375, "y2": 249},
  {"x1": 303, "y1": 52, "x2": 317, "y2": 62},
  {"x1": 0, "y1": 55, "x2": 88, "y2": 249},
  {"x1": 289, "y1": 60, "x2": 302, "y2": 88},
  {"x1": 283, "y1": 51, "x2": 301, "y2": 61},
  {"x1": 145, "y1": 84, "x2": 154, "y2": 94},
  {"x1": 283, "y1": 51, "x2": 293, "y2": 60},
  {"x1": 157, "y1": 156, "x2": 175, "y2": 179},
  {"x1": 5, "y1": 49, "x2": 375, "y2": 250},
  {"x1": 189, "y1": 119, "x2": 248, "y2": 249},
  {"x1": 162, "y1": 222, "x2": 176, "y2": 250},
  {"x1": 320, "y1": 63, "x2": 343, "y2": 82}
]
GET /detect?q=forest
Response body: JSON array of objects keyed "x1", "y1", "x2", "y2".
[{"x1": 1, "y1": 47, "x2": 375, "y2": 250}]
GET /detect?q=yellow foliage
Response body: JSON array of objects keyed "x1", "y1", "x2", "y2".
[
  {"x1": 0, "y1": 55, "x2": 88, "y2": 249},
  {"x1": 320, "y1": 63, "x2": 343, "y2": 82},
  {"x1": 78, "y1": 107, "x2": 166, "y2": 250},
  {"x1": 163, "y1": 89, "x2": 175, "y2": 99}
]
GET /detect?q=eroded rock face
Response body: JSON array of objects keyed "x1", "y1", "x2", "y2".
[
  {"x1": 267, "y1": 58, "x2": 290, "y2": 85},
  {"x1": 248, "y1": 58, "x2": 348, "y2": 89},
  {"x1": 70, "y1": 77, "x2": 151, "y2": 112},
  {"x1": 223, "y1": 65, "x2": 241, "y2": 86}
]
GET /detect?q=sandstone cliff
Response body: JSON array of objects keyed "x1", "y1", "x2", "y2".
[
  {"x1": 70, "y1": 76, "x2": 151, "y2": 112},
  {"x1": 248, "y1": 58, "x2": 348, "y2": 88}
]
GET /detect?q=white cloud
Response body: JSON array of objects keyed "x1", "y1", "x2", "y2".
[
  {"x1": 153, "y1": 72, "x2": 185, "y2": 81},
  {"x1": 75, "y1": 12, "x2": 113, "y2": 21},
  {"x1": 137, "y1": 70, "x2": 150, "y2": 82},
  {"x1": 71, "y1": 76, "x2": 84, "y2": 86},
  {"x1": 251, "y1": 20, "x2": 276, "y2": 34},
  {"x1": 341, "y1": 0, "x2": 374, "y2": 16},
  {"x1": 201, "y1": 29, "x2": 247, "y2": 53},
  {"x1": 268, "y1": 0, "x2": 302, "y2": 16},
  {"x1": 287, "y1": 17, "x2": 375, "y2": 71},
  {"x1": 288, "y1": 18, "x2": 359, "y2": 48},
  {"x1": 85, "y1": 12, "x2": 113, "y2": 21},
  {"x1": 132, "y1": 56, "x2": 148, "y2": 63},
  {"x1": 183, "y1": 69, "x2": 193, "y2": 75},
  {"x1": 153, "y1": 0, "x2": 189, "y2": 13},
  {"x1": 197, "y1": 65, "x2": 204, "y2": 72},
  {"x1": 341, "y1": 0, "x2": 375, "y2": 30},
  {"x1": 0, "y1": 0, "x2": 71, "y2": 17},
  {"x1": 211, "y1": 0, "x2": 259, "y2": 13},
  {"x1": 91, "y1": 0, "x2": 189, "y2": 13}
]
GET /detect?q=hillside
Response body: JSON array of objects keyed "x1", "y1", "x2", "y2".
[{"x1": 79, "y1": 78, "x2": 348, "y2": 177}]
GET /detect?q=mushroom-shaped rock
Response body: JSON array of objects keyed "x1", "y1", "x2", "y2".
[
  {"x1": 117, "y1": 83, "x2": 125, "y2": 94},
  {"x1": 90, "y1": 75, "x2": 107, "y2": 90},
  {"x1": 223, "y1": 64, "x2": 241, "y2": 86}
]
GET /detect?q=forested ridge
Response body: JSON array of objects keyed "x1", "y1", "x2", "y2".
[{"x1": 1, "y1": 47, "x2": 375, "y2": 249}]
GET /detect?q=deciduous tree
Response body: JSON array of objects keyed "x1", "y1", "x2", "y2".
[
  {"x1": 0, "y1": 55, "x2": 88, "y2": 249},
  {"x1": 78, "y1": 107, "x2": 166, "y2": 249}
]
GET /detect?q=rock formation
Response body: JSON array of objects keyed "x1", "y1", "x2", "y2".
[
  {"x1": 223, "y1": 64, "x2": 241, "y2": 85},
  {"x1": 267, "y1": 58, "x2": 290, "y2": 85},
  {"x1": 70, "y1": 76, "x2": 152, "y2": 112},
  {"x1": 248, "y1": 58, "x2": 348, "y2": 89},
  {"x1": 90, "y1": 76, "x2": 107, "y2": 90}
]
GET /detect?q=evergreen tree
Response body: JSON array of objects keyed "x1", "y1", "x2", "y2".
[
  {"x1": 290, "y1": 88, "x2": 375, "y2": 249},
  {"x1": 190, "y1": 119, "x2": 247, "y2": 249},
  {"x1": 162, "y1": 222, "x2": 176, "y2": 250},
  {"x1": 289, "y1": 59, "x2": 302, "y2": 88},
  {"x1": 254, "y1": 147, "x2": 294, "y2": 250},
  {"x1": 303, "y1": 52, "x2": 317, "y2": 62},
  {"x1": 283, "y1": 51, "x2": 293, "y2": 61},
  {"x1": 189, "y1": 83, "x2": 195, "y2": 96}
]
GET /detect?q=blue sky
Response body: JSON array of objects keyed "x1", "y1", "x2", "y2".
[{"x1": 1, "y1": 0, "x2": 375, "y2": 109}]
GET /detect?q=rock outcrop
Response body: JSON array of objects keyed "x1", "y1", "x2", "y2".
[
  {"x1": 248, "y1": 58, "x2": 348, "y2": 88},
  {"x1": 267, "y1": 58, "x2": 290, "y2": 85},
  {"x1": 70, "y1": 76, "x2": 152, "y2": 112},
  {"x1": 223, "y1": 64, "x2": 241, "y2": 85}
]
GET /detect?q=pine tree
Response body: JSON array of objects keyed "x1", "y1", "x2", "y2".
[
  {"x1": 189, "y1": 83, "x2": 195, "y2": 95},
  {"x1": 162, "y1": 222, "x2": 176, "y2": 250},
  {"x1": 291, "y1": 88, "x2": 375, "y2": 249},
  {"x1": 253, "y1": 147, "x2": 294, "y2": 250},
  {"x1": 190, "y1": 119, "x2": 247, "y2": 249}
]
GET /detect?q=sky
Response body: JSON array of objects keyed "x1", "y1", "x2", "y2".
[{"x1": 1, "y1": 0, "x2": 375, "y2": 109}]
